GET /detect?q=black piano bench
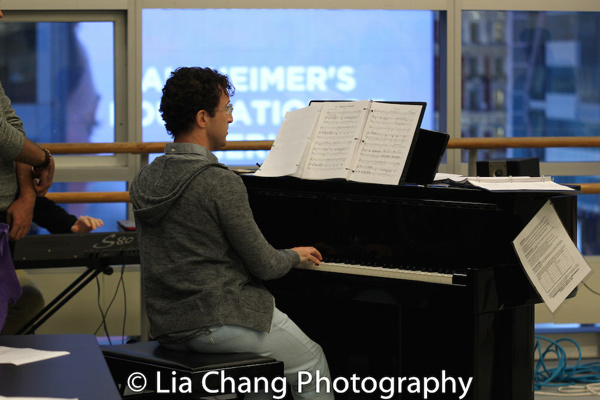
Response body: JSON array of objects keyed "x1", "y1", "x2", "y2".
[{"x1": 101, "y1": 340, "x2": 284, "y2": 399}]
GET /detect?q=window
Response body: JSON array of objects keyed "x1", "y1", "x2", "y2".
[
  {"x1": 461, "y1": 10, "x2": 600, "y2": 255},
  {"x1": 0, "y1": 12, "x2": 127, "y2": 231},
  {"x1": 0, "y1": 20, "x2": 114, "y2": 144},
  {"x1": 461, "y1": 11, "x2": 600, "y2": 162},
  {"x1": 142, "y1": 9, "x2": 440, "y2": 166}
]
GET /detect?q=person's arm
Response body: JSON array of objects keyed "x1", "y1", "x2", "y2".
[
  {"x1": 29, "y1": 145, "x2": 55, "y2": 197},
  {"x1": 32, "y1": 196, "x2": 77, "y2": 234},
  {"x1": 6, "y1": 163, "x2": 36, "y2": 240},
  {"x1": 10, "y1": 138, "x2": 50, "y2": 167},
  {"x1": 33, "y1": 196, "x2": 104, "y2": 234},
  {"x1": 14, "y1": 139, "x2": 55, "y2": 197},
  {"x1": 0, "y1": 80, "x2": 26, "y2": 161},
  {"x1": 1, "y1": 81, "x2": 54, "y2": 195},
  {"x1": 206, "y1": 170, "x2": 319, "y2": 280}
]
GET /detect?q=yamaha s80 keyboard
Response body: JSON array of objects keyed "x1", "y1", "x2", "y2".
[
  {"x1": 13, "y1": 231, "x2": 139, "y2": 269},
  {"x1": 12, "y1": 231, "x2": 139, "y2": 334}
]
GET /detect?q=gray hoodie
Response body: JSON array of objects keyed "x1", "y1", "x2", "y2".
[
  {"x1": 0, "y1": 81, "x2": 25, "y2": 211},
  {"x1": 129, "y1": 143, "x2": 299, "y2": 339}
]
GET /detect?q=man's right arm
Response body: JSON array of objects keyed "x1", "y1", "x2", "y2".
[
  {"x1": 209, "y1": 170, "x2": 305, "y2": 280},
  {"x1": 1, "y1": 82, "x2": 54, "y2": 195}
]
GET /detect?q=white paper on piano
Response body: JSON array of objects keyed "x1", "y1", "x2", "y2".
[
  {"x1": 0, "y1": 346, "x2": 70, "y2": 366},
  {"x1": 512, "y1": 200, "x2": 591, "y2": 313},
  {"x1": 433, "y1": 173, "x2": 464, "y2": 182},
  {"x1": 446, "y1": 175, "x2": 574, "y2": 191},
  {"x1": 347, "y1": 101, "x2": 423, "y2": 185},
  {"x1": 254, "y1": 105, "x2": 321, "y2": 177},
  {"x1": 301, "y1": 101, "x2": 370, "y2": 181}
]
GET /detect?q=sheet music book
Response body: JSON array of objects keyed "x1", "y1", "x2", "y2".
[
  {"x1": 513, "y1": 200, "x2": 591, "y2": 313},
  {"x1": 255, "y1": 100, "x2": 426, "y2": 185}
]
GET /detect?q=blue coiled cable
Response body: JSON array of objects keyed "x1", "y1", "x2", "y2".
[{"x1": 535, "y1": 335, "x2": 600, "y2": 396}]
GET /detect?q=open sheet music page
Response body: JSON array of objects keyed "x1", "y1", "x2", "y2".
[
  {"x1": 254, "y1": 106, "x2": 321, "y2": 177},
  {"x1": 348, "y1": 102, "x2": 424, "y2": 185},
  {"x1": 300, "y1": 101, "x2": 370, "y2": 180},
  {"x1": 513, "y1": 200, "x2": 591, "y2": 313}
]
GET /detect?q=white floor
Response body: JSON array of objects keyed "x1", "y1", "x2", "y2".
[{"x1": 535, "y1": 384, "x2": 600, "y2": 399}]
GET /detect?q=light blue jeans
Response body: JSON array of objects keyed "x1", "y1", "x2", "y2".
[{"x1": 162, "y1": 307, "x2": 334, "y2": 399}]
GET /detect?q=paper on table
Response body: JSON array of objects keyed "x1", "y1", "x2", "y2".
[
  {"x1": 513, "y1": 200, "x2": 591, "y2": 313},
  {"x1": 0, "y1": 346, "x2": 70, "y2": 366}
]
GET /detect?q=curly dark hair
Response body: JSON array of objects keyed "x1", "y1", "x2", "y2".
[{"x1": 159, "y1": 67, "x2": 235, "y2": 137}]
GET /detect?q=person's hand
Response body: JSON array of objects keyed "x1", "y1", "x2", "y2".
[
  {"x1": 291, "y1": 246, "x2": 323, "y2": 266},
  {"x1": 6, "y1": 195, "x2": 35, "y2": 241},
  {"x1": 32, "y1": 157, "x2": 55, "y2": 197},
  {"x1": 71, "y1": 215, "x2": 104, "y2": 233}
]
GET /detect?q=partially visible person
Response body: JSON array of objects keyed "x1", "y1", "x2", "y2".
[
  {"x1": 1, "y1": 80, "x2": 55, "y2": 240},
  {"x1": 1, "y1": 197, "x2": 104, "y2": 335},
  {"x1": 1, "y1": 79, "x2": 55, "y2": 201},
  {"x1": 32, "y1": 196, "x2": 104, "y2": 234},
  {"x1": 1, "y1": 7, "x2": 55, "y2": 333},
  {"x1": 1, "y1": 8, "x2": 55, "y2": 238},
  {"x1": 130, "y1": 67, "x2": 333, "y2": 399}
]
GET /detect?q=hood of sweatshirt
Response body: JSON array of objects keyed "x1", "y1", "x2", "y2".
[{"x1": 130, "y1": 148, "x2": 226, "y2": 225}]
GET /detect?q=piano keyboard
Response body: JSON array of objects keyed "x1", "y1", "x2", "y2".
[{"x1": 295, "y1": 261, "x2": 455, "y2": 285}]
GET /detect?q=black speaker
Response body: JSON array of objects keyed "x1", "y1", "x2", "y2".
[{"x1": 476, "y1": 158, "x2": 540, "y2": 177}]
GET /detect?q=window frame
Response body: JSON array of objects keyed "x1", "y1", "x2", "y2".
[{"x1": 0, "y1": 6, "x2": 136, "y2": 183}]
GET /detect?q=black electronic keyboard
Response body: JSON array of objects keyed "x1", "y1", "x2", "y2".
[
  {"x1": 13, "y1": 231, "x2": 139, "y2": 269},
  {"x1": 240, "y1": 174, "x2": 578, "y2": 400},
  {"x1": 12, "y1": 231, "x2": 139, "y2": 334}
]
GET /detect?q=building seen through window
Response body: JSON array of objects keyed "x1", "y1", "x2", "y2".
[{"x1": 461, "y1": 11, "x2": 600, "y2": 254}]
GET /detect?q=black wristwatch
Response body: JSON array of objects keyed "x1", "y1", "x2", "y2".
[{"x1": 34, "y1": 148, "x2": 52, "y2": 171}]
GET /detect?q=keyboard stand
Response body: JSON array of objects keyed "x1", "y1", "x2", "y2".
[{"x1": 17, "y1": 257, "x2": 114, "y2": 335}]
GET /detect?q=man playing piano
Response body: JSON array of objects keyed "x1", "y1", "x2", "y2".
[{"x1": 130, "y1": 67, "x2": 334, "y2": 399}]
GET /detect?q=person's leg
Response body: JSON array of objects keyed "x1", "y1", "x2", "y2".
[
  {"x1": 1, "y1": 270, "x2": 45, "y2": 335},
  {"x1": 164, "y1": 307, "x2": 334, "y2": 399}
]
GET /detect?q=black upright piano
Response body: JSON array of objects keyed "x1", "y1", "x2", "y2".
[{"x1": 241, "y1": 174, "x2": 578, "y2": 400}]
